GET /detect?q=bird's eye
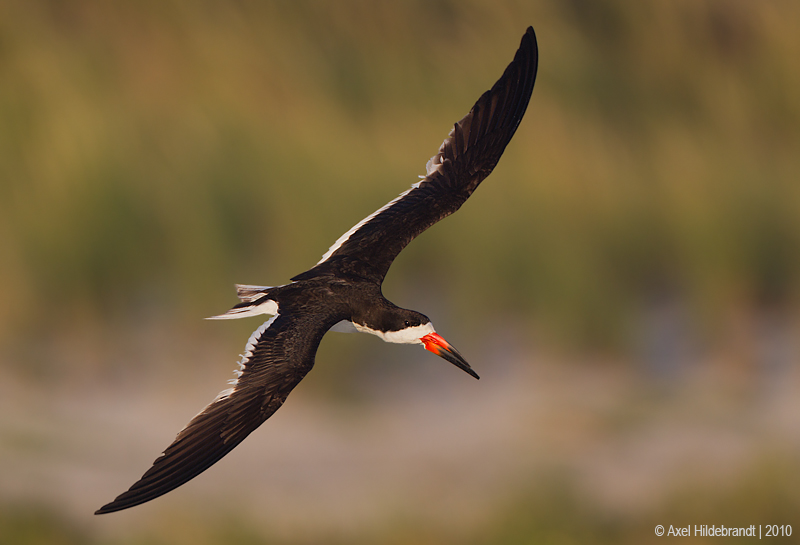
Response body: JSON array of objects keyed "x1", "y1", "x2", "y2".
[{"x1": 404, "y1": 320, "x2": 411, "y2": 327}]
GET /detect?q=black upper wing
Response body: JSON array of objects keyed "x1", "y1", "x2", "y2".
[
  {"x1": 295, "y1": 26, "x2": 538, "y2": 284},
  {"x1": 95, "y1": 312, "x2": 327, "y2": 514}
]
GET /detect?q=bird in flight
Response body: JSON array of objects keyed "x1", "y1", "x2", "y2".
[{"x1": 96, "y1": 26, "x2": 538, "y2": 514}]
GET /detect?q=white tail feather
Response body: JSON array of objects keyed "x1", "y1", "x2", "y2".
[
  {"x1": 235, "y1": 284, "x2": 273, "y2": 303},
  {"x1": 206, "y1": 298, "x2": 278, "y2": 320}
]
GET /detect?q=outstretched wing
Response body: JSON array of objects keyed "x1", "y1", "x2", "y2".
[
  {"x1": 295, "y1": 26, "x2": 538, "y2": 284},
  {"x1": 95, "y1": 312, "x2": 327, "y2": 514}
]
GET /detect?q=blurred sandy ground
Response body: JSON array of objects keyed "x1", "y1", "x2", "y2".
[
  {"x1": 1, "y1": 1, "x2": 800, "y2": 543},
  {"x1": 2, "y1": 332, "x2": 799, "y2": 542}
]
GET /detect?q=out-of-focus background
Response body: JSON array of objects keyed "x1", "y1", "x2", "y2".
[{"x1": 2, "y1": 0, "x2": 799, "y2": 543}]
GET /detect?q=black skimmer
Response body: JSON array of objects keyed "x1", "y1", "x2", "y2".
[{"x1": 96, "y1": 26, "x2": 538, "y2": 514}]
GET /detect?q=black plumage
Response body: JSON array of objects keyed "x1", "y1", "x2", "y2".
[{"x1": 96, "y1": 26, "x2": 538, "y2": 515}]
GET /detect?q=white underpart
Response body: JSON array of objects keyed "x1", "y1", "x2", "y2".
[
  {"x1": 419, "y1": 119, "x2": 457, "y2": 178},
  {"x1": 353, "y1": 321, "x2": 435, "y2": 344},
  {"x1": 205, "y1": 298, "x2": 278, "y2": 320},
  {"x1": 214, "y1": 314, "x2": 278, "y2": 402},
  {"x1": 424, "y1": 146, "x2": 447, "y2": 177},
  {"x1": 329, "y1": 320, "x2": 359, "y2": 333}
]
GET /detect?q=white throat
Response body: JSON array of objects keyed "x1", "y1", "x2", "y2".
[{"x1": 360, "y1": 321, "x2": 435, "y2": 344}]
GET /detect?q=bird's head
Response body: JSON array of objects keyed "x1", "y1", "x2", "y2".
[{"x1": 373, "y1": 310, "x2": 479, "y2": 380}]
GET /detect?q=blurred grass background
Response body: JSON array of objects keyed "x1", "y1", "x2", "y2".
[{"x1": 1, "y1": 0, "x2": 799, "y2": 543}]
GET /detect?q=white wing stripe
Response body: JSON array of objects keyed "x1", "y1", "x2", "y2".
[
  {"x1": 241, "y1": 315, "x2": 278, "y2": 364},
  {"x1": 317, "y1": 187, "x2": 416, "y2": 264},
  {"x1": 215, "y1": 314, "x2": 279, "y2": 401},
  {"x1": 317, "y1": 129, "x2": 451, "y2": 267}
]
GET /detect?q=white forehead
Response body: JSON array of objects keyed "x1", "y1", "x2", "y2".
[{"x1": 354, "y1": 321, "x2": 435, "y2": 344}]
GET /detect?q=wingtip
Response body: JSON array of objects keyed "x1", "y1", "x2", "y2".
[
  {"x1": 524, "y1": 25, "x2": 536, "y2": 44},
  {"x1": 94, "y1": 494, "x2": 138, "y2": 515},
  {"x1": 93, "y1": 488, "x2": 162, "y2": 515},
  {"x1": 521, "y1": 25, "x2": 538, "y2": 62},
  {"x1": 517, "y1": 25, "x2": 538, "y2": 68},
  {"x1": 94, "y1": 503, "x2": 116, "y2": 515}
]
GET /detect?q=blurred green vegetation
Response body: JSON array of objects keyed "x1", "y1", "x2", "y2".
[{"x1": 2, "y1": 0, "x2": 799, "y2": 358}]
